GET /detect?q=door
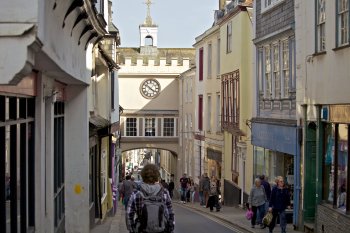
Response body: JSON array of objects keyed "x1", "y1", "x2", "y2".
[{"x1": 304, "y1": 122, "x2": 317, "y2": 222}]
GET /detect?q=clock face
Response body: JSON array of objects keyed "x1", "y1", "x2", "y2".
[{"x1": 140, "y1": 79, "x2": 161, "y2": 99}]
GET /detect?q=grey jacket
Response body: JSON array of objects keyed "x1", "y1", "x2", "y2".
[{"x1": 248, "y1": 186, "x2": 267, "y2": 207}]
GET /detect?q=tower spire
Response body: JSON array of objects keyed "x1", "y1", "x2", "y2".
[{"x1": 144, "y1": 0, "x2": 154, "y2": 26}]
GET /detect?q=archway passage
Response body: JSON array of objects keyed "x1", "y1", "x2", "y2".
[
  {"x1": 121, "y1": 148, "x2": 178, "y2": 183},
  {"x1": 145, "y1": 35, "x2": 153, "y2": 46}
]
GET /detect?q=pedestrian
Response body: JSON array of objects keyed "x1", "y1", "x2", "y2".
[
  {"x1": 207, "y1": 176, "x2": 220, "y2": 212},
  {"x1": 198, "y1": 175, "x2": 204, "y2": 206},
  {"x1": 120, "y1": 175, "x2": 135, "y2": 210},
  {"x1": 186, "y1": 177, "x2": 193, "y2": 203},
  {"x1": 248, "y1": 178, "x2": 267, "y2": 229},
  {"x1": 201, "y1": 173, "x2": 210, "y2": 207},
  {"x1": 268, "y1": 176, "x2": 291, "y2": 233},
  {"x1": 259, "y1": 175, "x2": 271, "y2": 222},
  {"x1": 168, "y1": 176, "x2": 175, "y2": 198},
  {"x1": 126, "y1": 164, "x2": 175, "y2": 233},
  {"x1": 179, "y1": 173, "x2": 189, "y2": 203},
  {"x1": 161, "y1": 179, "x2": 169, "y2": 190}
]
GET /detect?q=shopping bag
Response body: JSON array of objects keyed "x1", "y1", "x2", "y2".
[
  {"x1": 245, "y1": 209, "x2": 253, "y2": 220},
  {"x1": 262, "y1": 211, "x2": 273, "y2": 226}
]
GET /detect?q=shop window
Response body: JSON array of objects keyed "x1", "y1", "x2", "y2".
[{"x1": 323, "y1": 123, "x2": 349, "y2": 213}]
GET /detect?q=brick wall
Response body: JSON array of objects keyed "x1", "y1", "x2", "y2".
[
  {"x1": 255, "y1": 0, "x2": 295, "y2": 39},
  {"x1": 317, "y1": 204, "x2": 350, "y2": 233}
]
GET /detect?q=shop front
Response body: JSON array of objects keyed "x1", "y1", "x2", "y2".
[
  {"x1": 252, "y1": 120, "x2": 300, "y2": 226},
  {"x1": 206, "y1": 148, "x2": 222, "y2": 179},
  {"x1": 314, "y1": 105, "x2": 350, "y2": 233}
]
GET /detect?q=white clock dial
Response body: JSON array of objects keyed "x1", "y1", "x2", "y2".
[{"x1": 140, "y1": 79, "x2": 161, "y2": 99}]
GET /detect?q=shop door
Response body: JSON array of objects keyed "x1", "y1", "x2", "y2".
[{"x1": 304, "y1": 122, "x2": 316, "y2": 222}]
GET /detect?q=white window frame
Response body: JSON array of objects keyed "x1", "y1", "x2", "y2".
[
  {"x1": 273, "y1": 43, "x2": 280, "y2": 99},
  {"x1": 217, "y1": 38, "x2": 221, "y2": 77},
  {"x1": 264, "y1": 46, "x2": 272, "y2": 98},
  {"x1": 162, "y1": 118, "x2": 176, "y2": 137},
  {"x1": 144, "y1": 117, "x2": 157, "y2": 137},
  {"x1": 337, "y1": 0, "x2": 349, "y2": 46},
  {"x1": 207, "y1": 95, "x2": 212, "y2": 132},
  {"x1": 316, "y1": 0, "x2": 326, "y2": 52},
  {"x1": 227, "y1": 21, "x2": 232, "y2": 53},
  {"x1": 125, "y1": 117, "x2": 138, "y2": 137},
  {"x1": 216, "y1": 93, "x2": 221, "y2": 132},
  {"x1": 282, "y1": 39, "x2": 290, "y2": 98},
  {"x1": 208, "y1": 43, "x2": 212, "y2": 78},
  {"x1": 261, "y1": 0, "x2": 285, "y2": 14}
]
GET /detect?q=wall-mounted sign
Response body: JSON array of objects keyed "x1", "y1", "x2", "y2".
[{"x1": 330, "y1": 105, "x2": 350, "y2": 123}]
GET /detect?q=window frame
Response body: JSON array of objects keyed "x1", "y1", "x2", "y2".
[
  {"x1": 336, "y1": 0, "x2": 350, "y2": 47},
  {"x1": 316, "y1": 0, "x2": 326, "y2": 52},
  {"x1": 125, "y1": 118, "x2": 138, "y2": 137},
  {"x1": 261, "y1": 0, "x2": 285, "y2": 14},
  {"x1": 273, "y1": 43, "x2": 281, "y2": 99},
  {"x1": 163, "y1": 118, "x2": 175, "y2": 137},
  {"x1": 208, "y1": 43, "x2": 212, "y2": 79},
  {"x1": 227, "y1": 21, "x2": 232, "y2": 53},
  {"x1": 144, "y1": 117, "x2": 156, "y2": 137},
  {"x1": 207, "y1": 95, "x2": 212, "y2": 132}
]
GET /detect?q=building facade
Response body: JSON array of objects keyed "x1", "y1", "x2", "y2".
[
  {"x1": 117, "y1": 4, "x2": 195, "y2": 183},
  {"x1": 295, "y1": 0, "x2": 350, "y2": 231},
  {"x1": 252, "y1": 0, "x2": 299, "y2": 226},
  {"x1": 0, "y1": 0, "x2": 119, "y2": 232},
  {"x1": 217, "y1": 0, "x2": 254, "y2": 206}
]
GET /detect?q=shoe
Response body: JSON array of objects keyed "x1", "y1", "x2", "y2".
[
  {"x1": 251, "y1": 225, "x2": 255, "y2": 228},
  {"x1": 216, "y1": 209, "x2": 220, "y2": 212},
  {"x1": 260, "y1": 224, "x2": 266, "y2": 229}
]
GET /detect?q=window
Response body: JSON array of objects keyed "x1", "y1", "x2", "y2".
[
  {"x1": 1, "y1": 96, "x2": 35, "y2": 232},
  {"x1": 216, "y1": 94, "x2": 221, "y2": 132},
  {"x1": 316, "y1": 0, "x2": 326, "y2": 52},
  {"x1": 217, "y1": 39, "x2": 221, "y2": 76},
  {"x1": 163, "y1": 118, "x2": 175, "y2": 136},
  {"x1": 198, "y1": 95, "x2": 203, "y2": 131},
  {"x1": 227, "y1": 22, "x2": 232, "y2": 53},
  {"x1": 145, "y1": 118, "x2": 156, "y2": 136},
  {"x1": 265, "y1": 46, "x2": 272, "y2": 98},
  {"x1": 54, "y1": 101, "x2": 65, "y2": 230},
  {"x1": 199, "y1": 48, "x2": 204, "y2": 81},
  {"x1": 232, "y1": 136, "x2": 239, "y2": 172},
  {"x1": 257, "y1": 49, "x2": 264, "y2": 93},
  {"x1": 208, "y1": 43, "x2": 212, "y2": 78},
  {"x1": 273, "y1": 44, "x2": 280, "y2": 98},
  {"x1": 95, "y1": 0, "x2": 105, "y2": 15},
  {"x1": 126, "y1": 118, "x2": 137, "y2": 136},
  {"x1": 282, "y1": 40, "x2": 290, "y2": 98},
  {"x1": 207, "y1": 95, "x2": 212, "y2": 132},
  {"x1": 222, "y1": 70, "x2": 239, "y2": 129},
  {"x1": 323, "y1": 123, "x2": 349, "y2": 214},
  {"x1": 261, "y1": 0, "x2": 285, "y2": 12},
  {"x1": 337, "y1": 0, "x2": 349, "y2": 46}
]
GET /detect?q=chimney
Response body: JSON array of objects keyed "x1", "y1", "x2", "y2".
[{"x1": 219, "y1": 0, "x2": 226, "y2": 10}]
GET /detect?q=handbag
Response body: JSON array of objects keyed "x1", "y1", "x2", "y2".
[
  {"x1": 245, "y1": 208, "x2": 253, "y2": 220},
  {"x1": 262, "y1": 211, "x2": 273, "y2": 226}
]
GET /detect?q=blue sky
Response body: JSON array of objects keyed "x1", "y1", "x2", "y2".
[{"x1": 112, "y1": 0, "x2": 218, "y2": 48}]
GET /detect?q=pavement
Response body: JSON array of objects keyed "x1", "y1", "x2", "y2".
[{"x1": 90, "y1": 200, "x2": 304, "y2": 233}]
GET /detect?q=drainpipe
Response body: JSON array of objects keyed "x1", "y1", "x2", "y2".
[{"x1": 300, "y1": 104, "x2": 307, "y2": 229}]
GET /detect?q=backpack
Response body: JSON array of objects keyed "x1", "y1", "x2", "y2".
[
  {"x1": 138, "y1": 187, "x2": 168, "y2": 233},
  {"x1": 209, "y1": 181, "x2": 217, "y2": 195}
]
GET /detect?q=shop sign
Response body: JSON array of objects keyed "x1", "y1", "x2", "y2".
[
  {"x1": 207, "y1": 148, "x2": 222, "y2": 162},
  {"x1": 330, "y1": 105, "x2": 350, "y2": 123}
]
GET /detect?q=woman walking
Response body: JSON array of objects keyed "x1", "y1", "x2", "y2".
[
  {"x1": 268, "y1": 176, "x2": 291, "y2": 233},
  {"x1": 207, "y1": 176, "x2": 220, "y2": 212},
  {"x1": 248, "y1": 178, "x2": 267, "y2": 228}
]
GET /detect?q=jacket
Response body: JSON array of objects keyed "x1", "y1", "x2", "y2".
[{"x1": 269, "y1": 186, "x2": 291, "y2": 211}]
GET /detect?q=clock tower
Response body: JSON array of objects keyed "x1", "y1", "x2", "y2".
[{"x1": 139, "y1": 0, "x2": 158, "y2": 54}]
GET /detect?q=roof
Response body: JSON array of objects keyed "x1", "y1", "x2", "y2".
[{"x1": 118, "y1": 47, "x2": 196, "y2": 66}]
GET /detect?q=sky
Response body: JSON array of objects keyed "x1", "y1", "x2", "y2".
[{"x1": 112, "y1": 0, "x2": 219, "y2": 48}]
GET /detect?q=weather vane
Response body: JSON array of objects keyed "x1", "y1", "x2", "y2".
[{"x1": 144, "y1": 0, "x2": 154, "y2": 26}]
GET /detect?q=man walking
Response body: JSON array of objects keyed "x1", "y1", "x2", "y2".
[
  {"x1": 201, "y1": 173, "x2": 210, "y2": 207},
  {"x1": 120, "y1": 175, "x2": 135, "y2": 210},
  {"x1": 179, "y1": 173, "x2": 189, "y2": 203}
]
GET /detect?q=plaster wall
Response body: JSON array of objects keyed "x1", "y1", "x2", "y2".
[{"x1": 119, "y1": 76, "x2": 179, "y2": 111}]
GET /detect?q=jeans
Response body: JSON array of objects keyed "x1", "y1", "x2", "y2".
[
  {"x1": 199, "y1": 191, "x2": 204, "y2": 205},
  {"x1": 269, "y1": 209, "x2": 287, "y2": 233},
  {"x1": 181, "y1": 187, "x2": 187, "y2": 202},
  {"x1": 251, "y1": 204, "x2": 265, "y2": 226}
]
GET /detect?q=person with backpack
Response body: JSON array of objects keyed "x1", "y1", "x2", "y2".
[
  {"x1": 126, "y1": 164, "x2": 175, "y2": 233},
  {"x1": 207, "y1": 176, "x2": 220, "y2": 212}
]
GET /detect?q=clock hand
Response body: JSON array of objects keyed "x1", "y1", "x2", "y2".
[{"x1": 147, "y1": 84, "x2": 156, "y2": 92}]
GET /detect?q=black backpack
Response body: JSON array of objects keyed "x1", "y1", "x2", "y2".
[{"x1": 138, "y1": 187, "x2": 168, "y2": 233}]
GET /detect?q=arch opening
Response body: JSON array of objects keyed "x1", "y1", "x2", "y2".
[{"x1": 144, "y1": 35, "x2": 153, "y2": 46}]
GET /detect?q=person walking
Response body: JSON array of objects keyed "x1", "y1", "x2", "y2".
[
  {"x1": 126, "y1": 164, "x2": 175, "y2": 233},
  {"x1": 207, "y1": 176, "x2": 220, "y2": 212},
  {"x1": 268, "y1": 176, "x2": 291, "y2": 233},
  {"x1": 248, "y1": 178, "x2": 267, "y2": 229},
  {"x1": 120, "y1": 175, "x2": 135, "y2": 210},
  {"x1": 259, "y1": 175, "x2": 271, "y2": 222},
  {"x1": 198, "y1": 175, "x2": 204, "y2": 206},
  {"x1": 201, "y1": 173, "x2": 210, "y2": 207},
  {"x1": 179, "y1": 173, "x2": 189, "y2": 203},
  {"x1": 168, "y1": 176, "x2": 175, "y2": 199}
]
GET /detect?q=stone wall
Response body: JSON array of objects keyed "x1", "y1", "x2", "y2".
[{"x1": 317, "y1": 204, "x2": 350, "y2": 233}]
